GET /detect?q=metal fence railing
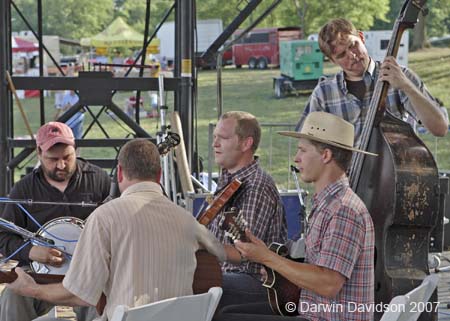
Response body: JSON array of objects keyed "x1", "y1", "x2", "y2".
[{"x1": 204, "y1": 123, "x2": 448, "y2": 192}]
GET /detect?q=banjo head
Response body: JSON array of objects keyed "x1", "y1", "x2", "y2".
[{"x1": 30, "y1": 216, "x2": 84, "y2": 275}]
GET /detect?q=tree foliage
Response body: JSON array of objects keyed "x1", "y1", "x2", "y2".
[
  {"x1": 10, "y1": 0, "x2": 448, "y2": 43},
  {"x1": 115, "y1": 0, "x2": 176, "y2": 35},
  {"x1": 195, "y1": 0, "x2": 389, "y2": 36},
  {"x1": 371, "y1": 0, "x2": 450, "y2": 50},
  {"x1": 11, "y1": 0, "x2": 114, "y2": 39},
  {"x1": 427, "y1": 0, "x2": 450, "y2": 37}
]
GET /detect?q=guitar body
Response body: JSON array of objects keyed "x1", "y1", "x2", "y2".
[
  {"x1": 263, "y1": 243, "x2": 300, "y2": 316},
  {"x1": 193, "y1": 250, "x2": 222, "y2": 294},
  {"x1": 0, "y1": 250, "x2": 222, "y2": 316}
]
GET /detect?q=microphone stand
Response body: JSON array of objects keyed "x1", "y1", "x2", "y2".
[
  {"x1": 157, "y1": 74, "x2": 177, "y2": 201},
  {"x1": 290, "y1": 165, "x2": 308, "y2": 237},
  {"x1": 0, "y1": 198, "x2": 99, "y2": 208}
]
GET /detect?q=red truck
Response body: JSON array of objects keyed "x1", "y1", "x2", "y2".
[{"x1": 232, "y1": 27, "x2": 302, "y2": 69}]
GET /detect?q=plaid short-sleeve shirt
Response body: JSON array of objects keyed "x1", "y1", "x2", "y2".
[
  {"x1": 299, "y1": 176, "x2": 375, "y2": 321},
  {"x1": 208, "y1": 159, "x2": 287, "y2": 275}
]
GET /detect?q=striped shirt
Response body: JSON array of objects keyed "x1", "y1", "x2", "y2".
[
  {"x1": 209, "y1": 159, "x2": 287, "y2": 275},
  {"x1": 299, "y1": 176, "x2": 375, "y2": 321},
  {"x1": 63, "y1": 182, "x2": 226, "y2": 321},
  {"x1": 296, "y1": 59, "x2": 446, "y2": 149}
]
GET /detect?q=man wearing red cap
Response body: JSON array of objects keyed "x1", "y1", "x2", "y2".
[{"x1": 0, "y1": 122, "x2": 111, "y2": 321}]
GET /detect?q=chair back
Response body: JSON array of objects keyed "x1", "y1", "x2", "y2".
[
  {"x1": 380, "y1": 274, "x2": 439, "y2": 321},
  {"x1": 110, "y1": 287, "x2": 222, "y2": 321}
]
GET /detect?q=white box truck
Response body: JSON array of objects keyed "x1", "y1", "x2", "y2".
[
  {"x1": 363, "y1": 30, "x2": 409, "y2": 66},
  {"x1": 157, "y1": 19, "x2": 223, "y2": 65}
]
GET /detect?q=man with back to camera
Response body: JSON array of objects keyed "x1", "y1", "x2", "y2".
[
  {"x1": 296, "y1": 18, "x2": 448, "y2": 145},
  {"x1": 6, "y1": 138, "x2": 244, "y2": 321},
  {"x1": 0, "y1": 121, "x2": 111, "y2": 321},
  {"x1": 208, "y1": 111, "x2": 288, "y2": 309}
]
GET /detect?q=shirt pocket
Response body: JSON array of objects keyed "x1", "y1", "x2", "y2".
[{"x1": 305, "y1": 227, "x2": 323, "y2": 263}]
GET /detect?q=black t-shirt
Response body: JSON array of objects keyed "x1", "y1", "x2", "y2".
[
  {"x1": 0, "y1": 159, "x2": 111, "y2": 264},
  {"x1": 346, "y1": 79, "x2": 366, "y2": 101}
]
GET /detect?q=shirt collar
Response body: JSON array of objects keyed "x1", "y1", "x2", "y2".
[
  {"x1": 337, "y1": 58, "x2": 376, "y2": 94},
  {"x1": 121, "y1": 181, "x2": 163, "y2": 197},
  {"x1": 221, "y1": 157, "x2": 258, "y2": 181},
  {"x1": 312, "y1": 174, "x2": 349, "y2": 210},
  {"x1": 366, "y1": 58, "x2": 376, "y2": 76}
]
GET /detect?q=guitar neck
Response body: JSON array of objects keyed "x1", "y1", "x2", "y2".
[
  {"x1": 197, "y1": 178, "x2": 242, "y2": 226},
  {"x1": 0, "y1": 270, "x2": 64, "y2": 284}
]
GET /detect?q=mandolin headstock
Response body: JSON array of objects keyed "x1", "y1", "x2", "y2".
[
  {"x1": 220, "y1": 207, "x2": 248, "y2": 242},
  {"x1": 157, "y1": 131, "x2": 181, "y2": 155}
]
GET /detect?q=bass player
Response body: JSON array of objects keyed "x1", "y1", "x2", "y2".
[{"x1": 296, "y1": 18, "x2": 448, "y2": 145}]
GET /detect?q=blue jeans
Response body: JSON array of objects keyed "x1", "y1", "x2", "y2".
[
  {"x1": 66, "y1": 112, "x2": 85, "y2": 139},
  {"x1": 218, "y1": 272, "x2": 268, "y2": 311}
]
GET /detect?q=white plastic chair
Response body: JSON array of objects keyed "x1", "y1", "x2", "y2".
[
  {"x1": 380, "y1": 274, "x2": 439, "y2": 321},
  {"x1": 110, "y1": 287, "x2": 222, "y2": 321}
]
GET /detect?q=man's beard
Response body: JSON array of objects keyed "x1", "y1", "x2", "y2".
[{"x1": 44, "y1": 167, "x2": 75, "y2": 182}]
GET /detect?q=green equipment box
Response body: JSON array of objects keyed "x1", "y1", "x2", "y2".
[{"x1": 279, "y1": 40, "x2": 323, "y2": 81}]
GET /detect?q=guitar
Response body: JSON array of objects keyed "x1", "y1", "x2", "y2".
[
  {"x1": 220, "y1": 208, "x2": 300, "y2": 316},
  {"x1": 197, "y1": 178, "x2": 242, "y2": 226},
  {"x1": 0, "y1": 250, "x2": 221, "y2": 315}
]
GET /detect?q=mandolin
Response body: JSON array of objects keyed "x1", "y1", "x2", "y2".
[{"x1": 220, "y1": 208, "x2": 300, "y2": 316}]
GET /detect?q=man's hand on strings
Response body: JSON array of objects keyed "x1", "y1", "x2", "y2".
[
  {"x1": 379, "y1": 56, "x2": 412, "y2": 91},
  {"x1": 29, "y1": 246, "x2": 65, "y2": 266},
  {"x1": 234, "y1": 229, "x2": 271, "y2": 264}
]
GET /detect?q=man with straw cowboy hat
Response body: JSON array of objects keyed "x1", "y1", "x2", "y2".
[{"x1": 215, "y1": 112, "x2": 376, "y2": 321}]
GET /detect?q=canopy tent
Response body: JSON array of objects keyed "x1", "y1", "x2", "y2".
[
  {"x1": 80, "y1": 17, "x2": 159, "y2": 50},
  {"x1": 12, "y1": 36, "x2": 38, "y2": 53}
]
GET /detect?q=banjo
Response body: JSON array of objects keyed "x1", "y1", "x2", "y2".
[
  {"x1": 30, "y1": 216, "x2": 84, "y2": 275},
  {"x1": 0, "y1": 216, "x2": 84, "y2": 275}
]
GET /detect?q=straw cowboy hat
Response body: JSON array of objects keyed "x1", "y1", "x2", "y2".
[{"x1": 278, "y1": 112, "x2": 377, "y2": 156}]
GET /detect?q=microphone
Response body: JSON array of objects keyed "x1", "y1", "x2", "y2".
[{"x1": 104, "y1": 168, "x2": 120, "y2": 203}]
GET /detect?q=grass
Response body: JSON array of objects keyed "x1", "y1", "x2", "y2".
[{"x1": 10, "y1": 47, "x2": 450, "y2": 189}]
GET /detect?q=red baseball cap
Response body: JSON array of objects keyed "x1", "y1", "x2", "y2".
[{"x1": 36, "y1": 122, "x2": 75, "y2": 151}]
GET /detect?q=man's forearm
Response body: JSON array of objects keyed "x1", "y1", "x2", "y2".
[
  {"x1": 32, "y1": 283, "x2": 90, "y2": 307},
  {"x1": 224, "y1": 244, "x2": 243, "y2": 264},
  {"x1": 262, "y1": 252, "x2": 345, "y2": 298},
  {"x1": 403, "y1": 81, "x2": 448, "y2": 136}
]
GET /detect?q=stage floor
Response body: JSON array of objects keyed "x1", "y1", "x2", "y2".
[{"x1": 2, "y1": 254, "x2": 450, "y2": 320}]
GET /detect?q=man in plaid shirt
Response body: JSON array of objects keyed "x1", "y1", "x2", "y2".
[
  {"x1": 215, "y1": 112, "x2": 375, "y2": 321},
  {"x1": 209, "y1": 111, "x2": 287, "y2": 309},
  {"x1": 296, "y1": 18, "x2": 448, "y2": 146}
]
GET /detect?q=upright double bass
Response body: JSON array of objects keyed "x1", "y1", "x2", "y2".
[{"x1": 348, "y1": 1, "x2": 440, "y2": 320}]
